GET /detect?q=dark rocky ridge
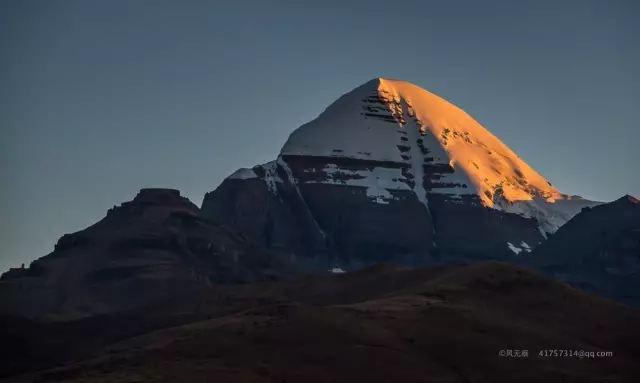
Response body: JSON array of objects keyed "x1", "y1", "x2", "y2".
[
  {"x1": 0, "y1": 189, "x2": 287, "y2": 320},
  {"x1": 203, "y1": 154, "x2": 545, "y2": 271},
  {"x1": 203, "y1": 168, "x2": 329, "y2": 262},
  {"x1": 522, "y1": 194, "x2": 640, "y2": 306}
]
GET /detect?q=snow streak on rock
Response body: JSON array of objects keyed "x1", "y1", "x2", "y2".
[
  {"x1": 277, "y1": 156, "x2": 327, "y2": 238},
  {"x1": 261, "y1": 161, "x2": 282, "y2": 195}
]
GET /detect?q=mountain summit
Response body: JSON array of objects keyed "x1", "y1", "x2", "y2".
[
  {"x1": 280, "y1": 78, "x2": 599, "y2": 232},
  {"x1": 283, "y1": 78, "x2": 559, "y2": 206},
  {"x1": 203, "y1": 79, "x2": 599, "y2": 269}
]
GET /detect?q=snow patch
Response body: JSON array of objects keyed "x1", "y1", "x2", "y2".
[
  {"x1": 495, "y1": 194, "x2": 601, "y2": 233},
  {"x1": 228, "y1": 168, "x2": 258, "y2": 180},
  {"x1": 446, "y1": 194, "x2": 467, "y2": 204},
  {"x1": 304, "y1": 164, "x2": 411, "y2": 204},
  {"x1": 330, "y1": 267, "x2": 346, "y2": 274},
  {"x1": 520, "y1": 241, "x2": 532, "y2": 253},
  {"x1": 506, "y1": 242, "x2": 523, "y2": 255}
]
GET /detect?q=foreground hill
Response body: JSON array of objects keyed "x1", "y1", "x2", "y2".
[
  {"x1": 2, "y1": 262, "x2": 639, "y2": 382},
  {"x1": 0, "y1": 189, "x2": 286, "y2": 320}
]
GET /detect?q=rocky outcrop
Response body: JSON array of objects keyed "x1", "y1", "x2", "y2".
[
  {"x1": 203, "y1": 162, "x2": 329, "y2": 264},
  {"x1": 0, "y1": 189, "x2": 287, "y2": 320},
  {"x1": 203, "y1": 155, "x2": 545, "y2": 271},
  {"x1": 522, "y1": 194, "x2": 640, "y2": 306}
]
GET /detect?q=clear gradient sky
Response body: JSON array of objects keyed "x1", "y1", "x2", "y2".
[{"x1": 1, "y1": 0, "x2": 639, "y2": 272}]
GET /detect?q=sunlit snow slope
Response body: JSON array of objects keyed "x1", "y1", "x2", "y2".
[{"x1": 281, "y1": 78, "x2": 599, "y2": 233}]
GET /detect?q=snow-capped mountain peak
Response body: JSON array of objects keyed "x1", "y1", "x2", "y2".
[
  {"x1": 280, "y1": 78, "x2": 599, "y2": 232},
  {"x1": 203, "y1": 77, "x2": 603, "y2": 270},
  {"x1": 283, "y1": 78, "x2": 557, "y2": 205}
]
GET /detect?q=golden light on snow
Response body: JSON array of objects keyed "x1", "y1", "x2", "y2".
[
  {"x1": 278, "y1": 77, "x2": 598, "y2": 233},
  {"x1": 377, "y1": 78, "x2": 563, "y2": 207}
]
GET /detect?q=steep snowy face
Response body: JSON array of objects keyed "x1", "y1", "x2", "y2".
[
  {"x1": 282, "y1": 78, "x2": 560, "y2": 206},
  {"x1": 281, "y1": 78, "x2": 598, "y2": 231}
]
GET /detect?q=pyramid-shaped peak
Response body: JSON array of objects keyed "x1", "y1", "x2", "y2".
[{"x1": 281, "y1": 78, "x2": 564, "y2": 207}]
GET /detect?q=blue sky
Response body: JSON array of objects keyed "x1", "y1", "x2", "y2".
[{"x1": 1, "y1": 0, "x2": 639, "y2": 272}]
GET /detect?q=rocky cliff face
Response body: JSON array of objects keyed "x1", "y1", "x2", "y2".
[
  {"x1": 0, "y1": 189, "x2": 286, "y2": 320},
  {"x1": 523, "y1": 195, "x2": 640, "y2": 306},
  {"x1": 203, "y1": 79, "x2": 597, "y2": 270}
]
